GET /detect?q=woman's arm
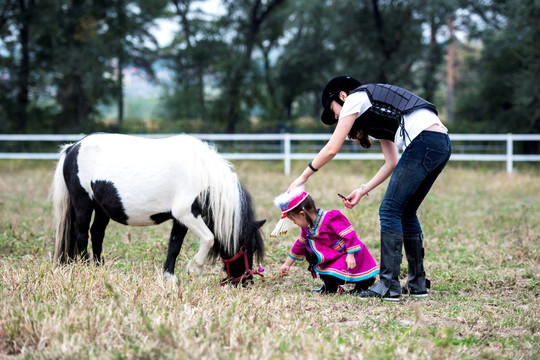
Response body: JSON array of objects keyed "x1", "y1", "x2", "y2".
[
  {"x1": 287, "y1": 113, "x2": 357, "y2": 191},
  {"x1": 343, "y1": 139, "x2": 398, "y2": 208}
]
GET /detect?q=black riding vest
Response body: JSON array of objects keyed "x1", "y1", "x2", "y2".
[{"x1": 349, "y1": 84, "x2": 438, "y2": 141}]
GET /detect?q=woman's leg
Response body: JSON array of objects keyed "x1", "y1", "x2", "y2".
[
  {"x1": 401, "y1": 132, "x2": 451, "y2": 295},
  {"x1": 365, "y1": 232, "x2": 403, "y2": 300},
  {"x1": 364, "y1": 131, "x2": 451, "y2": 300},
  {"x1": 379, "y1": 132, "x2": 451, "y2": 235},
  {"x1": 400, "y1": 132, "x2": 452, "y2": 233}
]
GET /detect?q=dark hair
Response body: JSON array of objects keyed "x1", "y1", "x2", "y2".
[
  {"x1": 348, "y1": 121, "x2": 372, "y2": 149},
  {"x1": 287, "y1": 194, "x2": 318, "y2": 228}
]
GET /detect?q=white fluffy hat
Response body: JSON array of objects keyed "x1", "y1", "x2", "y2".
[{"x1": 270, "y1": 186, "x2": 309, "y2": 237}]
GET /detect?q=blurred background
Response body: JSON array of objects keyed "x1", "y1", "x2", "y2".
[{"x1": 0, "y1": 0, "x2": 539, "y2": 137}]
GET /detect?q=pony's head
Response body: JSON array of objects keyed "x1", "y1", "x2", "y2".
[
  {"x1": 220, "y1": 218, "x2": 266, "y2": 287},
  {"x1": 208, "y1": 183, "x2": 266, "y2": 287}
]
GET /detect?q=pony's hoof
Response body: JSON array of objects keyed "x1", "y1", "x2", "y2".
[
  {"x1": 163, "y1": 272, "x2": 177, "y2": 282},
  {"x1": 187, "y1": 260, "x2": 203, "y2": 275}
]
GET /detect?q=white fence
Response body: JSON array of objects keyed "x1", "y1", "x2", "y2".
[{"x1": 0, "y1": 133, "x2": 539, "y2": 175}]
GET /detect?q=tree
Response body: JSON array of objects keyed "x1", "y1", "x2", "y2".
[
  {"x1": 159, "y1": 0, "x2": 229, "y2": 130},
  {"x1": 455, "y1": 0, "x2": 540, "y2": 136},
  {"x1": 51, "y1": 0, "x2": 111, "y2": 131},
  {"x1": 273, "y1": 0, "x2": 339, "y2": 129},
  {"x1": 217, "y1": 0, "x2": 287, "y2": 133},
  {"x1": 0, "y1": 0, "x2": 36, "y2": 133},
  {"x1": 273, "y1": 0, "x2": 430, "y2": 128},
  {"x1": 0, "y1": 0, "x2": 18, "y2": 132},
  {"x1": 415, "y1": 0, "x2": 457, "y2": 105},
  {"x1": 103, "y1": 0, "x2": 168, "y2": 129},
  {"x1": 2, "y1": 0, "x2": 537, "y2": 136},
  {"x1": 0, "y1": 0, "x2": 167, "y2": 133}
]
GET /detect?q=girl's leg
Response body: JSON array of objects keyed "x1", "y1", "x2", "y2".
[
  {"x1": 319, "y1": 274, "x2": 345, "y2": 293},
  {"x1": 353, "y1": 276, "x2": 375, "y2": 292}
]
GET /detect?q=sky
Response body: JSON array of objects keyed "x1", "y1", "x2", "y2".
[
  {"x1": 152, "y1": 19, "x2": 180, "y2": 47},
  {"x1": 150, "y1": 0, "x2": 225, "y2": 47},
  {"x1": 127, "y1": 0, "x2": 226, "y2": 100}
]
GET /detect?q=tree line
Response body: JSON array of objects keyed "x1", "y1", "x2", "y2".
[{"x1": 1, "y1": 0, "x2": 539, "y2": 135}]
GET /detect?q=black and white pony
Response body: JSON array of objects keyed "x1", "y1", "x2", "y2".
[{"x1": 51, "y1": 133, "x2": 265, "y2": 285}]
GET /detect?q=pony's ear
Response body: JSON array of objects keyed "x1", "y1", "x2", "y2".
[{"x1": 255, "y1": 219, "x2": 266, "y2": 228}]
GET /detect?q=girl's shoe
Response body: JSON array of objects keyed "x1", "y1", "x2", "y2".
[{"x1": 311, "y1": 284, "x2": 344, "y2": 294}]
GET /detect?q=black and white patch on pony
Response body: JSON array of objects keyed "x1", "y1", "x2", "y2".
[{"x1": 90, "y1": 180, "x2": 128, "y2": 225}]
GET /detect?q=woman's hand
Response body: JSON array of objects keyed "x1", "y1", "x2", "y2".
[
  {"x1": 287, "y1": 174, "x2": 309, "y2": 192},
  {"x1": 346, "y1": 253, "x2": 356, "y2": 270},
  {"x1": 342, "y1": 188, "x2": 367, "y2": 209},
  {"x1": 341, "y1": 139, "x2": 398, "y2": 209}
]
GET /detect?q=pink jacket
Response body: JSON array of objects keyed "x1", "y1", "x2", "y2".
[{"x1": 289, "y1": 209, "x2": 379, "y2": 282}]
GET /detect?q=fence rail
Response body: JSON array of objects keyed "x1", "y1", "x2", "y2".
[{"x1": 1, "y1": 133, "x2": 539, "y2": 174}]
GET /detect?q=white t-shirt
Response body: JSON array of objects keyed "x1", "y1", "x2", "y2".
[{"x1": 339, "y1": 91, "x2": 447, "y2": 150}]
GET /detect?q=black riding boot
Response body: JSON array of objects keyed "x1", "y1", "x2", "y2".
[
  {"x1": 402, "y1": 233, "x2": 430, "y2": 297},
  {"x1": 357, "y1": 232, "x2": 403, "y2": 302}
]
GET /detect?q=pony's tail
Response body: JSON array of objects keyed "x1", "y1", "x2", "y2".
[{"x1": 51, "y1": 144, "x2": 76, "y2": 264}]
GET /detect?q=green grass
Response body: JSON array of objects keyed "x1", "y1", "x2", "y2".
[{"x1": 0, "y1": 160, "x2": 539, "y2": 359}]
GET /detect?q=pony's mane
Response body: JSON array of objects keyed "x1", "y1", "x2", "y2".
[
  {"x1": 192, "y1": 138, "x2": 242, "y2": 255},
  {"x1": 207, "y1": 181, "x2": 264, "y2": 262},
  {"x1": 237, "y1": 182, "x2": 265, "y2": 263}
]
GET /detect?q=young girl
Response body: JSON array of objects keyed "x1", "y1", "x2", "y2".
[{"x1": 272, "y1": 186, "x2": 379, "y2": 294}]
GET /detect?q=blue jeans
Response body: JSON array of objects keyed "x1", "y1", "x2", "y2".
[{"x1": 379, "y1": 131, "x2": 452, "y2": 235}]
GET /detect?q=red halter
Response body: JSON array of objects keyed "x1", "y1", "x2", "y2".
[{"x1": 220, "y1": 244, "x2": 264, "y2": 286}]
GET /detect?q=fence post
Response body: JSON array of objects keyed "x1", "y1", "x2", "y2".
[
  {"x1": 284, "y1": 133, "x2": 291, "y2": 176},
  {"x1": 506, "y1": 133, "x2": 513, "y2": 174}
]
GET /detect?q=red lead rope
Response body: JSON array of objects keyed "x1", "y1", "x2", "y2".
[{"x1": 220, "y1": 245, "x2": 264, "y2": 286}]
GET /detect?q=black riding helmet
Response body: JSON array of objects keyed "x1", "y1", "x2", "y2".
[{"x1": 320, "y1": 76, "x2": 362, "y2": 125}]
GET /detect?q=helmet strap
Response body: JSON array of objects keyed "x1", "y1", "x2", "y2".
[{"x1": 332, "y1": 90, "x2": 345, "y2": 107}]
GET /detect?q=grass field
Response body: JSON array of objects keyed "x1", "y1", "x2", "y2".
[{"x1": 1, "y1": 159, "x2": 539, "y2": 359}]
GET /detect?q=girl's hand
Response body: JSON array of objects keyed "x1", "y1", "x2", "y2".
[
  {"x1": 346, "y1": 253, "x2": 356, "y2": 270},
  {"x1": 280, "y1": 264, "x2": 291, "y2": 277}
]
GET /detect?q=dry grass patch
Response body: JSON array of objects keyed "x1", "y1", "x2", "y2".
[{"x1": 1, "y1": 160, "x2": 539, "y2": 359}]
